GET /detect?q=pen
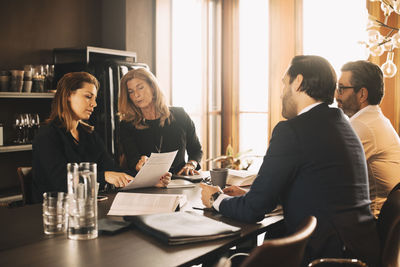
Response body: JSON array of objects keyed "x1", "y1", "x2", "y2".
[{"x1": 192, "y1": 207, "x2": 214, "y2": 211}]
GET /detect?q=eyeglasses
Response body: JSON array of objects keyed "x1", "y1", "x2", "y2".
[{"x1": 336, "y1": 86, "x2": 356, "y2": 95}]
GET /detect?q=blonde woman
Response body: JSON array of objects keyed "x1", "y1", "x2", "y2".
[
  {"x1": 118, "y1": 68, "x2": 203, "y2": 176},
  {"x1": 32, "y1": 72, "x2": 170, "y2": 203}
]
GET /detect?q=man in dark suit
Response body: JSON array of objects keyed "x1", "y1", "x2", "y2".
[{"x1": 201, "y1": 55, "x2": 380, "y2": 266}]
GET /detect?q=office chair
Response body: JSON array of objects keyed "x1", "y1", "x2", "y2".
[
  {"x1": 216, "y1": 216, "x2": 317, "y2": 267},
  {"x1": 377, "y1": 182, "x2": 400, "y2": 267},
  {"x1": 309, "y1": 182, "x2": 400, "y2": 267},
  {"x1": 16, "y1": 167, "x2": 33, "y2": 205}
]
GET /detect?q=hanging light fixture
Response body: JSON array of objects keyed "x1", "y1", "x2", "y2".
[{"x1": 366, "y1": 0, "x2": 400, "y2": 78}]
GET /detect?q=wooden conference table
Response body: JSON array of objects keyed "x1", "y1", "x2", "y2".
[{"x1": 0, "y1": 184, "x2": 283, "y2": 267}]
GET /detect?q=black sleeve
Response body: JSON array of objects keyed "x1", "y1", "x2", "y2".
[
  {"x1": 32, "y1": 127, "x2": 70, "y2": 193},
  {"x1": 119, "y1": 121, "x2": 141, "y2": 175},
  {"x1": 179, "y1": 108, "x2": 203, "y2": 169},
  {"x1": 219, "y1": 121, "x2": 301, "y2": 223},
  {"x1": 92, "y1": 131, "x2": 119, "y2": 184}
]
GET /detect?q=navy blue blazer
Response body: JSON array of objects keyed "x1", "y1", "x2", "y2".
[{"x1": 219, "y1": 103, "x2": 380, "y2": 266}]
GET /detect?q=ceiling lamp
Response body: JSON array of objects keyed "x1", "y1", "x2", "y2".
[{"x1": 365, "y1": 0, "x2": 400, "y2": 78}]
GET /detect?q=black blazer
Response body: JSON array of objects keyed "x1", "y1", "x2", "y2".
[
  {"x1": 119, "y1": 107, "x2": 203, "y2": 175},
  {"x1": 32, "y1": 119, "x2": 118, "y2": 203},
  {"x1": 219, "y1": 103, "x2": 380, "y2": 266}
]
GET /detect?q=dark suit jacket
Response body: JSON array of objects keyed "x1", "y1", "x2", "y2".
[
  {"x1": 32, "y1": 119, "x2": 118, "y2": 203},
  {"x1": 219, "y1": 103, "x2": 380, "y2": 266}
]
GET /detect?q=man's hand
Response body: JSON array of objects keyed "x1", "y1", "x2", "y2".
[
  {"x1": 155, "y1": 172, "x2": 172, "y2": 188},
  {"x1": 223, "y1": 185, "x2": 247, "y2": 196},
  {"x1": 104, "y1": 171, "x2": 134, "y2": 188},
  {"x1": 200, "y1": 183, "x2": 221, "y2": 208},
  {"x1": 136, "y1": 155, "x2": 148, "y2": 172}
]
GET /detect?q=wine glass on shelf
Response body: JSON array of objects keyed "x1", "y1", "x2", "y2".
[
  {"x1": 31, "y1": 113, "x2": 40, "y2": 141},
  {"x1": 14, "y1": 114, "x2": 23, "y2": 144},
  {"x1": 21, "y1": 113, "x2": 31, "y2": 144}
]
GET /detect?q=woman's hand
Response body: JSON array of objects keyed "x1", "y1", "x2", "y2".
[
  {"x1": 136, "y1": 155, "x2": 148, "y2": 172},
  {"x1": 104, "y1": 171, "x2": 134, "y2": 188},
  {"x1": 155, "y1": 172, "x2": 172, "y2": 188},
  {"x1": 177, "y1": 161, "x2": 199, "y2": 176},
  {"x1": 223, "y1": 185, "x2": 247, "y2": 196}
]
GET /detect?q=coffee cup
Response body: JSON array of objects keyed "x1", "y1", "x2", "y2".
[{"x1": 210, "y1": 168, "x2": 229, "y2": 188}]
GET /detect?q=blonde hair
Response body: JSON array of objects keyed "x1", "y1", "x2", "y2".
[
  {"x1": 118, "y1": 68, "x2": 170, "y2": 129},
  {"x1": 47, "y1": 72, "x2": 99, "y2": 132}
]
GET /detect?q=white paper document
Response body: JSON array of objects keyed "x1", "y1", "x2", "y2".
[
  {"x1": 107, "y1": 192, "x2": 187, "y2": 216},
  {"x1": 167, "y1": 179, "x2": 196, "y2": 188},
  {"x1": 122, "y1": 150, "x2": 178, "y2": 190},
  {"x1": 226, "y1": 169, "x2": 257, "y2": 186}
]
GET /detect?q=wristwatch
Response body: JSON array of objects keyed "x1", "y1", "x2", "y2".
[
  {"x1": 209, "y1": 191, "x2": 222, "y2": 206},
  {"x1": 186, "y1": 161, "x2": 197, "y2": 169}
]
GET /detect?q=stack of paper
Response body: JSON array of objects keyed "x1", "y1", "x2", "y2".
[
  {"x1": 124, "y1": 211, "x2": 241, "y2": 245},
  {"x1": 226, "y1": 170, "x2": 257, "y2": 186},
  {"x1": 167, "y1": 179, "x2": 196, "y2": 188},
  {"x1": 108, "y1": 192, "x2": 186, "y2": 216}
]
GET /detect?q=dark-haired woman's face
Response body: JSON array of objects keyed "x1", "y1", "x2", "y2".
[
  {"x1": 127, "y1": 78, "x2": 154, "y2": 111},
  {"x1": 69, "y1": 82, "x2": 97, "y2": 121}
]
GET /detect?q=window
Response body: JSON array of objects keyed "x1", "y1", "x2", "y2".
[
  {"x1": 303, "y1": 0, "x2": 367, "y2": 75},
  {"x1": 156, "y1": 0, "x2": 270, "y2": 171},
  {"x1": 238, "y1": 0, "x2": 269, "y2": 171},
  {"x1": 170, "y1": 0, "x2": 221, "y2": 168}
]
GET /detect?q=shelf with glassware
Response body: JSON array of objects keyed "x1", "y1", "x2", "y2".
[
  {"x1": 0, "y1": 113, "x2": 41, "y2": 153},
  {"x1": 0, "y1": 144, "x2": 32, "y2": 153},
  {"x1": 0, "y1": 92, "x2": 55, "y2": 98}
]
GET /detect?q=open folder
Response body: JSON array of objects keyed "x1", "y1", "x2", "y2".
[
  {"x1": 108, "y1": 192, "x2": 186, "y2": 216},
  {"x1": 124, "y1": 211, "x2": 241, "y2": 245}
]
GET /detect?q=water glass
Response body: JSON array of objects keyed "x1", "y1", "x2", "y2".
[
  {"x1": 42, "y1": 192, "x2": 67, "y2": 235},
  {"x1": 67, "y1": 162, "x2": 98, "y2": 240}
]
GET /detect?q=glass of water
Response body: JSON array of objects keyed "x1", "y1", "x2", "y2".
[
  {"x1": 67, "y1": 162, "x2": 98, "y2": 240},
  {"x1": 42, "y1": 192, "x2": 67, "y2": 235}
]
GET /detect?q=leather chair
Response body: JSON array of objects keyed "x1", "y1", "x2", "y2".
[
  {"x1": 217, "y1": 216, "x2": 317, "y2": 267},
  {"x1": 241, "y1": 216, "x2": 316, "y2": 267},
  {"x1": 377, "y1": 182, "x2": 400, "y2": 267},
  {"x1": 309, "y1": 182, "x2": 400, "y2": 267},
  {"x1": 16, "y1": 167, "x2": 33, "y2": 205}
]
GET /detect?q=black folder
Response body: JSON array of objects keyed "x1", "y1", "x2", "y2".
[
  {"x1": 124, "y1": 211, "x2": 241, "y2": 245},
  {"x1": 171, "y1": 174, "x2": 205, "y2": 183}
]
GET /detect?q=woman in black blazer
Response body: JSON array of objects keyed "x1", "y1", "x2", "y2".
[
  {"x1": 118, "y1": 68, "x2": 203, "y2": 176},
  {"x1": 32, "y1": 72, "x2": 170, "y2": 202}
]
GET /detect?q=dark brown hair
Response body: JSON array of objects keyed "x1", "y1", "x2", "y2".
[
  {"x1": 287, "y1": 55, "x2": 337, "y2": 104},
  {"x1": 341, "y1": 60, "x2": 384, "y2": 105},
  {"x1": 47, "y1": 72, "x2": 99, "y2": 131}
]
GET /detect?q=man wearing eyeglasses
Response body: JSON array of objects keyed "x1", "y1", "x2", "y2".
[{"x1": 336, "y1": 60, "x2": 400, "y2": 218}]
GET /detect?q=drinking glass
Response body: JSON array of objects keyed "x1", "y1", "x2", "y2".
[
  {"x1": 31, "y1": 113, "x2": 40, "y2": 141},
  {"x1": 42, "y1": 192, "x2": 67, "y2": 235},
  {"x1": 14, "y1": 114, "x2": 24, "y2": 144},
  {"x1": 22, "y1": 113, "x2": 32, "y2": 143},
  {"x1": 67, "y1": 162, "x2": 98, "y2": 240}
]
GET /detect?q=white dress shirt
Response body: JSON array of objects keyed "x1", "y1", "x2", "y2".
[{"x1": 350, "y1": 105, "x2": 400, "y2": 217}]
